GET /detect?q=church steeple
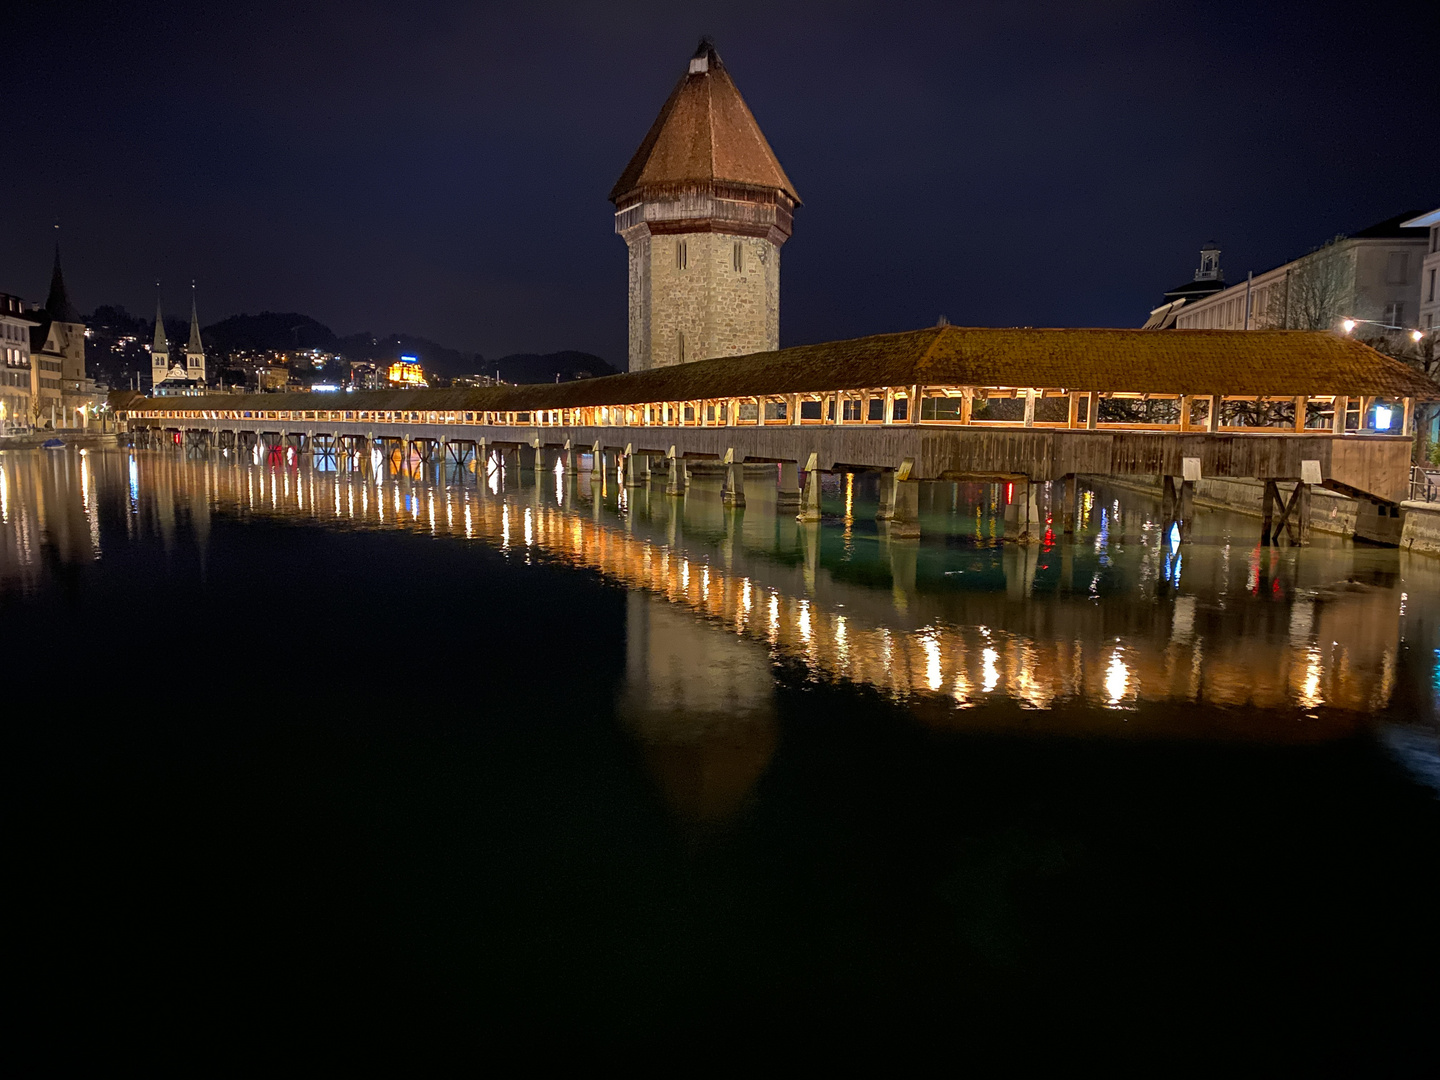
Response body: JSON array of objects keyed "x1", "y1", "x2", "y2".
[
  {"x1": 151, "y1": 290, "x2": 170, "y2": 387},
  {"x1": 45, "y1": 238, "x2": 82, "y2": 325},
  {"x1": 185, "y1": 283, "x2": 206, "y2": 384}
]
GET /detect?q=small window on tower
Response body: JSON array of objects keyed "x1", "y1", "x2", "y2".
[
  {"x1": 733, "y1": 241, "x2": 744, "y2": 272},
  {"x1": 676, "y1": 240, "x2": 688, "y2": 270},
  {"x1": 677, "y1": 331, "x2": 686, "y2": 364}
]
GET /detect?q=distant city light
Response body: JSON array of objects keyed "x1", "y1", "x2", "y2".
[
  {"x1": 1413, "y1": 330, "x2": 1424, "y2": 342},
  {"x1": 1341, "y1": 319, "x2": 1356, "y2": 334},
  {"x1": 312, "y1": 384, "x2": 339, "y2": 392},
  {"x1": 387, "y1": 360, "x2": 428, "y2": 387},
  {"x1": 1374, "y1": 404, "x2": 1393, "y2": 430}
]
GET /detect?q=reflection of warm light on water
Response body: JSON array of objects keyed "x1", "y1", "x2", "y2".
[
  {"x1": 1300, "y1": 647, "x2": 1323, "y2": 709},
  {"x1": 982, "y1": 647, "x2": 1000, "y2": 692},
  {"x1": 923, "y1": 631, "x2": 942, "y2": 690},
  {"x1": 1106, "y1": 649, "x2": 1129, "y2": 704},
  {"x1": 100, "y1": 451, "x2": 1411, "y2": 726}
]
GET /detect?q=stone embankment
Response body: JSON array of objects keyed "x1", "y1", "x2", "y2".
[
  {"x1": 1114, "y1": 474, "x2": 1440, "y2": 556},
  {"x1": 0, "y1": 431, "x2": 121, "y2": 452}
]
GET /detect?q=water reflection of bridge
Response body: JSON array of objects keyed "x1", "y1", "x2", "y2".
[
  {"x1": 121, "y1": 447, "x2": 1409, "y2": 729},
  {"x1": 122, "y1": 325, "x2": 1437, "y2": 547}
]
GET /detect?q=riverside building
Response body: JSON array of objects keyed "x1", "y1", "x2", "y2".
[
  {"x1": 1170, "y1": 212, "x2": 1430, "y2": 334},
  {"x1": 1401, "y1": 208, "x2": 1440, "y2": 334},
  {"x1": 0, "y1": 293, "x2": 37, "y2": 432}
]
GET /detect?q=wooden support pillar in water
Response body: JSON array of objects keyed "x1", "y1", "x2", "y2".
[
  {"x1": 721, "y1": 450, "x2": 745, "y2": 508},
  {"x1": 1061, "y1": 473, "x2": 1079, "y2": 534},
  {"x1": 1179, "y1": 479, "x2": 1195, "y2": 539},
  {"x1": 665, "y1": 447, "x2": 686, "y2": 497},
  {"x1": 798, "y1": 455, "x2": 822, "y2": 522},
  {"x1": 1261, "y1": 479, "x2": 1278, "y2": 545},
  {"x1": 776, "y1": 460, "x2": 802, "y2": 510},
  {"x1": 890, "y1": 479, "x2": 921, "y2": 539},
  {"x1": 1161, "y1": 474, "x2": 1178, "y2": 523},
  {"x1": 876, "y1": 470, "x2": 897, "y2": 520},
  {"x1": 623, "y1": 445, "x2": 645, "y2": 487},
  {"x1": 1005, "y1": 478, "x2": 1038, "y2": 541}
]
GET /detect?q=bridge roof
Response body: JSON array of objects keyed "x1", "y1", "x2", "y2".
[{"x1": 124, "y1": 326, "x2": 1439, "y2": 414}]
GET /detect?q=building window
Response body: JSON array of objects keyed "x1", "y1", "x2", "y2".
[
  {"x1": 1429, "y1": 267, "x2": 1436, "y2": 303},
  {"x1": 733, "y1": 241, "x2": 744, "y2": 272},
  {"x1": 675, "y1": 240, "x2": 688, "y2": 270},
  {"x1": 1384, "y1": 301, "x2": 1405, "y2": 326},
  {"x1": 1386, "y1": 252, "x2": 1410, "y2": 285},
  {"x1": 677, "y1": 331, "x2": 685, "y2": 364}
]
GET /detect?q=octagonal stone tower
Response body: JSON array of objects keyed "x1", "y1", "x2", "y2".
[{"x1": 611, "y1": 40, "x2": 801, "y2": 372}]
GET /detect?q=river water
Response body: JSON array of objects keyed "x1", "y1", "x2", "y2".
[{"x1": 6, "y1": 444, "x2": 1439, "y2": 1060}]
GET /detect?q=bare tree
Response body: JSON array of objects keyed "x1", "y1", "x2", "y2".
[{"x1": 1265, "y1": 237, "x2": 1355, "y2": 330}]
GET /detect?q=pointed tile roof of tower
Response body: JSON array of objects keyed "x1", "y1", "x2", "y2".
[
  {"x1": 152, "y1": 296, "x2": 169, "y2": 356},
  {"x1": 187, "y1": 288, "x2": 204, "y2": 354},
  {"x1": 45, "y1": 243, "x2": 82, "y2": 324},
  {"x1": 610, "y1": 40, "x2": 799, "y2": 205}
]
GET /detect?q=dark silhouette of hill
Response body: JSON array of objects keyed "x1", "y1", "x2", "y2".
[
  {"x1": 83, "y1": 305, "x2": 617, "y2": 385},
  {"x1": 204, "y1": 312, "x2": 339, "y2": 352},
  {"x1": 337, "y1": 331, "x2": 474, "y2": 376},
  {"x1": 487, "y1": 351, "x2": 620, "y2": 384}
]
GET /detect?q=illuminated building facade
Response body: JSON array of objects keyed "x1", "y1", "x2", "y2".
[
  {"x1": 386, "y1": 358, "x2": 428, "y2": 387},
  {"x1": 0, "y1": 293, "x2": 37, "y2": 432}
]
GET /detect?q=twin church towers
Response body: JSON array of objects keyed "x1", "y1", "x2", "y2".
[
  {"x1": 150, "y1": 287, "x2": 206, "y2": 389},
  {"x1": 612, "y1": 40, "x2": 799, "y2": 372}
]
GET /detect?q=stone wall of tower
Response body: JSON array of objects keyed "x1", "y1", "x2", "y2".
[
  {"x1": 625, "y1": 229, "x2": 780, "y2": 371},
  {"x1": 41, "y1": 321, "x2": 87, "y2": 382},
  {"x1": 186, "y1": 346, "x2": 206, "y2": 383}
]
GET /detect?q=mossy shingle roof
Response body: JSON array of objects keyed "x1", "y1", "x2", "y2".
[
  {"x1": 126, "y1": 326, "x2": 1440, "y2": 415},
  {"x1": 610, "y1": 41, "x2": 799, "y2": 205}
]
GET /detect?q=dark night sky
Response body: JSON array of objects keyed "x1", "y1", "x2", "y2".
[{"x1": 4, "y1": 1, "x2": 1436, "y2": 365}]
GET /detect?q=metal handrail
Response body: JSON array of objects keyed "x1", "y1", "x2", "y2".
[{"x1": 1410, "y1": 465, "x2": 1440, "y2": 503}]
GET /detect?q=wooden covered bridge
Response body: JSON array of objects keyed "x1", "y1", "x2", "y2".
[{"x1": 118, "y1": 325, "x2": 1436, "y2": 544}]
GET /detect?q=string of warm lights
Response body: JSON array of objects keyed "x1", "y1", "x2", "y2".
[{"x1": 1340, "y1": 317, "x2": 1426, "y2": 343}]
